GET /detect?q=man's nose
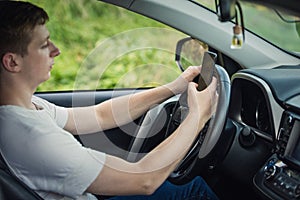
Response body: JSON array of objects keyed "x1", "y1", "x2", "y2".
[{"x1": 49, "y1": 41, "x2": 60, "y2": 57}]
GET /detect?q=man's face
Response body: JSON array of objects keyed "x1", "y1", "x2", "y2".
[{"x1": 19, "y1": 24, "x2": 60, "y2": 87}]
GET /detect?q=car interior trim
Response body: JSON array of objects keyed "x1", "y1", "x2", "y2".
[{"x1": 231, "y1": 72, "x2": 284, "y2": 138}]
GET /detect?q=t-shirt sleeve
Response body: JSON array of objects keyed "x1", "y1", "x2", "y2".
[
  {"x1": 53, "y1": 105, "x2": 68, "y2": 128},
  {"x1": 32, "y1": 95, "x2": 68, "y2": 128}
]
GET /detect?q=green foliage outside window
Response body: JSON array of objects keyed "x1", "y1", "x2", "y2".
[{"x1": 25, "y1": 0, "x2": 182, "y2": 91}]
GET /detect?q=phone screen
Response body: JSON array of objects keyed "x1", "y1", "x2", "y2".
[{"x1": 197, "y1": 52, "x2": 216, "y2": 91}]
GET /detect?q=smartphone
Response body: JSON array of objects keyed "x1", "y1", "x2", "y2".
[{"x1": 197, "y1": 52, "x2": 216, "y2": 91}]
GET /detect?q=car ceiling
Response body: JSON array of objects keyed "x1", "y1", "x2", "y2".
[{"x1": 99, "y1": 0, "x2": 300, "y2": 70}]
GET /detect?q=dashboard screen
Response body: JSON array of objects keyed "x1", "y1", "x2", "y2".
[
  {"x1": 285, "y1": 118, "x2": 300, "y2": 170},
  {"x1": 290, "y1": 121, "x2": 300, "y2": 160},
  {"x1": 292, "y1": 139, "x2": 300, "y2": 161}
]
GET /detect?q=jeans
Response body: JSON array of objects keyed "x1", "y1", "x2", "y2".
[{"x1": 107, "y1": 176, "x2": 219, "y2": 200}]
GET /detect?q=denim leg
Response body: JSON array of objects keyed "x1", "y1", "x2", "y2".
[{"x1": 107, "y1": 176, "x2": 219, "y2": 200}]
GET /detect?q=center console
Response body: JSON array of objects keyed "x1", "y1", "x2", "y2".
[{"x1": 254, "y1": 111, "x2": 300, "y2": 200}]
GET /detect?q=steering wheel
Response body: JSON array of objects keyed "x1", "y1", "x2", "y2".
[{"x1": 167, "y1": 65, "x2": 231, "y2": 183}]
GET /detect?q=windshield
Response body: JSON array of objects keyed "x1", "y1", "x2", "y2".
[{"x1": 192, "y1": 0, "x2": 300, "y2": 54}]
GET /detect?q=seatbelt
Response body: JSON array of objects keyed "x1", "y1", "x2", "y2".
[{"x1": 0, "y1": 151, "x2": 44, "y2": 200}]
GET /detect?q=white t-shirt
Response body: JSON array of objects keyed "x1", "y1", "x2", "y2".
[{"x1": 0, "y1": 96, "x2": 106, "y2": 199}]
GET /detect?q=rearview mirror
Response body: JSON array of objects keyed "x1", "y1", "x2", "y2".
[{"x1": 217, "y1": 0, "x2": 237, "y2": 22}]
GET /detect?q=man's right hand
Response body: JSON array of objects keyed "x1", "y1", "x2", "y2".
[{"x1": 187, "y1": 77, "x2": 218, "y2": 126}]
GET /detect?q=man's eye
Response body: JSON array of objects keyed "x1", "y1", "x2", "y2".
[{"x1": 42, "y1": 42, "x2": 49, "y2": 48}]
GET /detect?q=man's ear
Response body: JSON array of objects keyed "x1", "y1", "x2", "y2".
[{"x1": 1, "y1": 53, "x2": 21, "y2": 73}]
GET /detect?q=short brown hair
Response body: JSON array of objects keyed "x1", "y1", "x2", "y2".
[{"x1": 0, "y1": 1, "x2": 49, "y2": 64}]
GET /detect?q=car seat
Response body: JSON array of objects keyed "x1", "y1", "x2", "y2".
[{"x1": 0, "y1": 153, "x2": 43, "y2": 200}]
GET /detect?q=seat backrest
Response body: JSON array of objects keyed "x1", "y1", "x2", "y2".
[{"x1": 0, "y1": 154, "x2": 43, "y2": 200}]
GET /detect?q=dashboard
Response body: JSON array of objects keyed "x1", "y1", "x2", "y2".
[
  {"x1": 227, "y1": 67, "x2": 300, "y2": 200},
  {"x1": 230, "y1": 77, "x2": 275, "y2": 137}
]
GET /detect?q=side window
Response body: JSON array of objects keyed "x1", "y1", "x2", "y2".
[
  {"x1": 74, "y1": 28, "x2": 186, "y2": 90},
  {"x1": 29, "y1": 0, "x2": 185, "y2": 91}
]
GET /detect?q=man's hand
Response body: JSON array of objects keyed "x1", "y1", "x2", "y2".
[
  {"x1": 168, "y1": 66, "x2": 201, "y2": 95},
  {"x1": 187, "y1": 77, "x2": 218, "y2": 125}
]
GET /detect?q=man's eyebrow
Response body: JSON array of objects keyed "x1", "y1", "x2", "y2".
[{"x1": 40, "y1": 35, "x2": 50, "y2": 44}]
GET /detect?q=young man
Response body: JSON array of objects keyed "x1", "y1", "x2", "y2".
[{"x1": 0, "y1": 1, "x2": 219, "y2": 200}]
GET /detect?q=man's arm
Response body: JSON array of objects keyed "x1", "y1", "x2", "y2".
[
  {"x1": 87, "y1": 78, "x2": 218, "y2": 196},
  {"x1": 64, "y1": 66, "x2": 201, "y2": 135}
]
